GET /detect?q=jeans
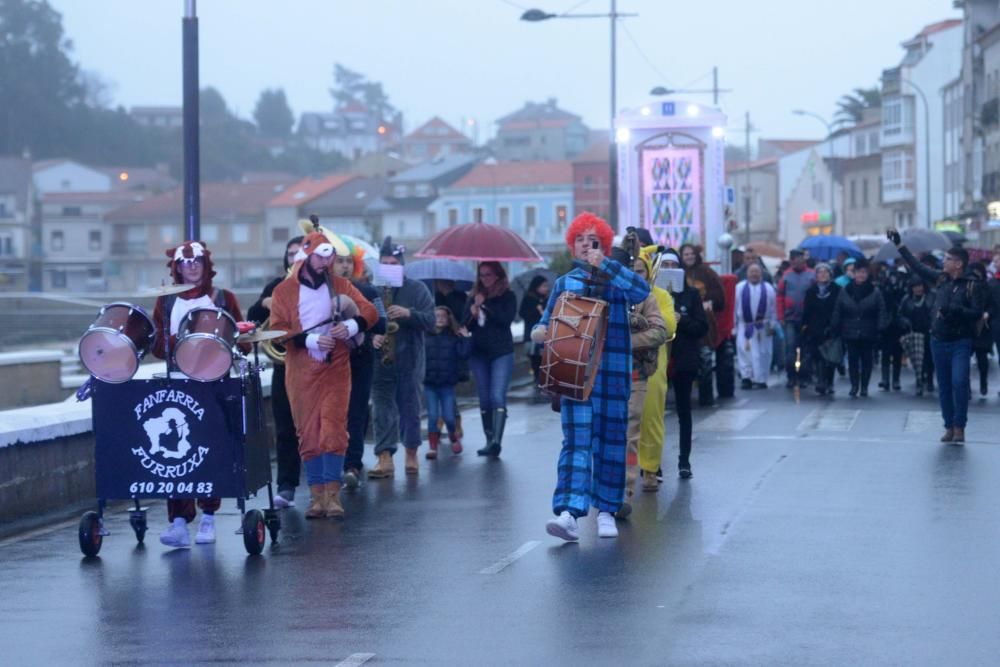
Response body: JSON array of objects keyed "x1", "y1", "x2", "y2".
[
  {"x1": 372, "y1": 363, "x2": 422, "y2": 455},
  {"x1": 345, "y1": 349, "x2": 374, "y2": 471},
  {"x1": 845, "y1": 339, "x2": 875, "y2": 391},
  {"x1": 304, "y1": 453, "x2": 345, "y2": 486},
  {"x1": 469, "y1": 352, "x2": 514, "y2": 410},
  {"x1": 931, "y1": 338, "x2": 972, "y2": 429},
  {"x1": 425, "y1": 383, "x2": 457, "y2": 434}
]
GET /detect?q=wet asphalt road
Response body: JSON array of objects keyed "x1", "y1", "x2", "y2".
[{"x1": 3, "y1": 371, "x2": 1000, "y2": 665}]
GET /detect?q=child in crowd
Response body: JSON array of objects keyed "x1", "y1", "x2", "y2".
[{"x1": 424, "y1": 306, "x2": 471, "y2": 458}]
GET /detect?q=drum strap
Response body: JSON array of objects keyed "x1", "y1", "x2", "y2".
[{"x1": 163, "y1": 288, "x2": 226, "y2": 316}]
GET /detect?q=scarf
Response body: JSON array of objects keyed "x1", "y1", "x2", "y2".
[
  {"x1": 817, "y1": 282, "x2": 831, "y2": 298},
  {"x1": 741, "y1": 281, "x2": 767, "y2": 339}
]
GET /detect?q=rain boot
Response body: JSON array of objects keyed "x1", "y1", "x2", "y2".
[
  {"x1": 478, "y1": 407, "x2": 506, "y2": 457},
  {"x1": 305, "y1": 485, "x2": 326, "y2": 519},
  {"x1": 324, "y1": 481, "x2": 344, "y2": 519},
  {"x1": 479, "y1": 409, "x2": 493, "y2": 447},
  {"x1": 425, "y1": 432, "x2": 440, "y2": 460},
  {"x1": 405, "y1": 447, "x2": 419, "y2": 475},
  {"x1": 449, "y1": 431, "x2": 463, "y2": 454},
  {"x1": 367, "y1": 451, "x2": 395, "y2": 479}
]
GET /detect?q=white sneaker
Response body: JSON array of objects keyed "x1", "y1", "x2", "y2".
[
  {"x1": 159, "y1": 518, "x2": 191, "y2": 548},
  {"x1": 545, "y1": 511, "x2": 579, "y2": 542},
  {"x1": 273, "y1": 492, "x2": 295, "y2": 509},
  {"x1": 195, "y1": 514, "x2": 216, "y2": 544},
  {"x1": 597, "y1": 512, "x2": 618, "y2": 538}
]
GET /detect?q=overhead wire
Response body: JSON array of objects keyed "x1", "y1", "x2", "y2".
[{"x1": 617, "y1": 19, "x2": 673, "y2": 89}]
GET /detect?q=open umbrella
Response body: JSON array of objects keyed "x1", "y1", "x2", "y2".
[
  {"x1": 405, "y1": 258, "x2": 475, "y2": 283},
  {"x1": 511, "y1": 267, "x2": 556, "y2": 306},
  {"x1": 798, "y1": 235, "x2": 863, "y2": 261},
  {"x1": 415, "y1": 222, "x2": 543, "y2": 262},
  {"x1": 874, "y1": 229, "x2": 951, "y2": 263}
]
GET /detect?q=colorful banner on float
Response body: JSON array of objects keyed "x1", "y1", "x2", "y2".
[{"x1": 640, "y1": 146, "x2": 702, "y2": 249}]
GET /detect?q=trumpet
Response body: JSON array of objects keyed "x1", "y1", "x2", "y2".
[{"x1": 380, "y1": 286, "x2": 400, "y2": 367}]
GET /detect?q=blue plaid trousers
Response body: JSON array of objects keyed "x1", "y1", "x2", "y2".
[{"x1": 542, "y1": 260, "x2": 650, "y2": 517}]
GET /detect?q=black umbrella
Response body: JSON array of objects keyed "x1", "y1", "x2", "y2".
[
  {"x1": 874, "y1": 229, "x2": 952, "y2": 263},
  {"x1": 511, "y1": 268, "x2": 556, "y2": 313}
]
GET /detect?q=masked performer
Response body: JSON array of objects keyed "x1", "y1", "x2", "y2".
[
  {"x1": 269, "y1": 231, "x2": 378, "y2": 519},
  {"x1": 153, "y1": 241, "x2": 244, "y2": 548},
  {"x1": 532, "y1": 213, "x2": 650, "y2": 541}
]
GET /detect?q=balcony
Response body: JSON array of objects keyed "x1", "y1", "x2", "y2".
[
  {"x1": 111, "y1": 241, "x2": 146, "y2": 255},
  {"x1": 882, "y1": 183, "x2": 915, "y2": 204}
]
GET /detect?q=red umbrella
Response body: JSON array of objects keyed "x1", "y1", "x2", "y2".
[{"x1": 415, "y1": 222, "x2": 543, "y2": 262}]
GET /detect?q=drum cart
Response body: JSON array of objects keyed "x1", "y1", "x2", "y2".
[{"x1": 77, "y1": 321, "x2": 282, "y2": 556}]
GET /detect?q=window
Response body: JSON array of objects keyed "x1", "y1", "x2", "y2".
[
  {"x1": 448, "y1": 208, "x2": 459, "y2": 226},
  {"x1": 0, "y1": 201, "x2": 7, "y2": 217},
  {"x1": 392, "y1": 184, "x2": 409, "y2": 198},
  {"x1": 271, "y1": 227, "x2": 289, "y2": 242},
  {"x1": 503, "y1": 136, "x2": 530, "y2": 147},
  {"x1": 555, "y1": 205, "x2": 568, "y2": 232},
  {"x1": 498, "y1": 207, "x2": 510, "y2": 228},
  {"x1": 89, "y1": 230, "x2": 101, "y2": 251},
  {"x1": 472, "y1": 207, "x2": 485, "y2": 223},
  {"x1": 882, "y1": 97, "x2": 913, "y2": 139},
  {"x1": 61, "y1": 206, "x2": 82, "y2": 217},
  {"x1": 583, "y1": 175, "x2": 594, "y2": 190},
  {"x1": 231, "y1": 223, "x2": 250, "y2": 243},
  {"x1": 850, "y1": 180, "x2": 857, "y2": 208},
  {"x1": 201, "y1": 224, "x2": 219, "y2": 243},
  {"x1": 414, "y1": 183, "x2": 432, "y2": 197},
  {"x1": 52, "y1": 270, "x2": 67, "y2": 288},
  {"x1": 0, "y1": 235, "x2": 12, "y2": 256},
  {"x1": 51, "y1": 230, "x2": 64, "y2": 251},
  {"x1": 854, "y1": 134, "x2": 866, "y2": 157},
  {"x1": 862, "y1": 178, "x2": 869, "y2": 207},
  {"x1": 160, "y1": 225, "x2": 177, "y2": 244},
  {"x1": 869, "y1": 132, "x2": 879, "y2": 152},
  {"x1": 524, "y1": 206, "x2": 537, "y2": 240},
  {"x1": 882, "y1": 149, "x2": 914, "y2": 195},
  {"x1": 88, "y1": 267, "x2": 102, "y2": 279}
]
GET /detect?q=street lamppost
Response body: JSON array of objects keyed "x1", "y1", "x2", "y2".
[
  {"x1": 792, "y1": 109, "x2": 836, "y2": 234},
  {"x1": 182, "y1": 0, "x2": 200, "y2": 242},
  {"x1": 650, "y1": 67, "x2": 732, "y2": 105},
  {"x1": 521, "y1": 3, "x2": 637, "y2": 231},
  {"x1": 900, "y1": 79, "x2": 932, "y2": 229}
]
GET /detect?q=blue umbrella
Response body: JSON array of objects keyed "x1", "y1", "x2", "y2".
[
  {"x1": 798, "y1": 235, "x2": 863, "y2": 261},
  {"x1": 406, "y1": 258, "x2": 475, "y2": 292}
]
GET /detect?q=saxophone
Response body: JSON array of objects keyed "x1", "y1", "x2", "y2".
[{"x1": 380, "y1": 286, "x2": 400, "y2": 367}]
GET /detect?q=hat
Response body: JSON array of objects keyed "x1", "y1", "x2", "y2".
[
  {"x1": 297, "y1": 215, "x2": 350, "y2": 256},
  {"x1": 630, "y1": 226, "x2": 655, "y2": 247},
  {"x1": 379, "y1": 236, "x2": 406, "y2": 264},
  {"x1": 843, "y1": 257, "x2": 856, "y2": 267},
  {"x1": 293, "y1": 232, "x2": 335, "y2": 263},
  {"x1": 165, "y1": 240, "x2": 216, "y2": 288},
  {"x1": 814, "y1": 262, "x2": 832, "y2": 276},
  {"x1": 661, "y1": 248, "x2": 681, "y2": 265}
]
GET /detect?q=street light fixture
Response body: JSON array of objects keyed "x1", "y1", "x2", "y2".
[
  {"x1": 792, "y1": 109, "x2": 837, "y2": 234},
  {"x1": 520, "y1": 3, "x2": 638, "y2": 230}
]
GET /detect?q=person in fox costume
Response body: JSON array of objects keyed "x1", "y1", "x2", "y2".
[
  {"x1": 269, "y1": 231, "x2": 378, "y2": 520},
  {"x1": 152, "y1": 240, "x2": 245, "y2": 548}
]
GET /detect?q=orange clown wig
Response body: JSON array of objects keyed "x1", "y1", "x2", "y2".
[{"x1": 565, "y1": 212, "x2": 614, "y2": 254}]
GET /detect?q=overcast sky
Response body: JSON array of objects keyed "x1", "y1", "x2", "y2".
[{"x1": 53, "y1": 0, "x2": 960, "y2": 146}]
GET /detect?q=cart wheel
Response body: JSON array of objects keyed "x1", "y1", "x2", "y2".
[
  {"x1": 129, "y1": 510, "x2": 147, "y2": 544},
  {"x1": 78, "y1": 511, "x2": 103, "y2": 557},
  {"x1": 242, "y1": 509, "x2": 266, "y2": 555}
]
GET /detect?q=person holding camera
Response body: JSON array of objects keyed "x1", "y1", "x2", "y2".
[{"x1": 887, "y1": 229, "x2": 986, "y2": 443}]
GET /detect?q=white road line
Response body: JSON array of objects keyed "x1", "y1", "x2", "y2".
[
  {"x1": 334, "y1": 653, "x2": 375, "y2": 667},
  {"x1": 697, "y1": 409, "x2": 766, "y2": 432},
  {"x1": 479, "y1": 540, "x2": 541, "y2": 575},
  {"x1": 797, "y1": 408, "x2": 860, "y2": 432}
]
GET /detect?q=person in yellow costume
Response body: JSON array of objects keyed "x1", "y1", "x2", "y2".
[{"x1": 620, "y1": 243, "x2": 676, "y2": 518}]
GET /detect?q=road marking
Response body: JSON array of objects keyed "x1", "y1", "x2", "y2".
[
  {"x1": 797, "y1": 408, "x2": 859, "y2": 432},
  {"x1": 704, "y1": 454, "x2": 787, "y2": 555},
  {"x1": 904, "y1": 410, "x2": 940, "y2": 434},
  {"x1": 479, "y1": 540, "x2": 541, "y2": 574},
  {"x1": 335, "y1": 654, "x2": 375, "y2": 667},
  {"x1": 697, "y1": 409, "x2": 765, "y2": 431}
]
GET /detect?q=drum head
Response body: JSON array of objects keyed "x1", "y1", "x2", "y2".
[
  {"x1": 79, "y1": 329, "x2": 139, "y2": 383},
  {"x1": 174, "y1": 336, "x2": 232, "y2": 381}
]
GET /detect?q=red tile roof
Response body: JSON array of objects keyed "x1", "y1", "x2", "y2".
[
  {"x1": 916, "y1": 18, "x2": 962, "y2": 39},
  {"x1": 268, "y1": 174, "x2": 357, "y2": 207},
  {"x1": 405, "y1": 117, "x2": 470, "y2": 142},
  {"x1": 107, "y1": 179, "x2": 293, "y2": 221},
  {"x1": 449, "y1": 161, "x2": 573, "y2": 189}
]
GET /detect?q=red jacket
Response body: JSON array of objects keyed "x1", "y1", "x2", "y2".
[{"x1": 715, "y1": 274, "x2": 737, "y2": 347}]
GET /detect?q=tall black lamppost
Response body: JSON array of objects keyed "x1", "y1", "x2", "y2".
[
  {"x1": 183, "y1": 0, "x2": 200, "y2": 241},
  {"x1": 521, "y1": 3, "x2": 637, "y2": 230}
]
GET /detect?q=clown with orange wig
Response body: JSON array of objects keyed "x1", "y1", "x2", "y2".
[
  {"x1": 269, "y1": 229, "x2": 378, "y2": 520},
  {"x1": 532, "y1": 212, "x2": 650, "y2": 541}
]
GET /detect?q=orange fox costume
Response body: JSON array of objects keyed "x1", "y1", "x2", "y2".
[{"x1": 269, "y1": 233, "x2": 378, "y2": 462}]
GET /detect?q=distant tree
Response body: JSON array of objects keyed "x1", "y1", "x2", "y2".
[
  {"x1": 548, "y1": 249, "x2": 573, "y2": 276},
  {"x1": 253, "y1": 88, "x2": 294, "y2": 139},
  {"x1": 329, "y1": 63, "x2": 397, "y2": 119},
  {"x1": 0, "y1": 0, "x2": 84, "y2": 156},
  {"x1": 833, "y1": 87, "x2": 881, "y2": 128}
]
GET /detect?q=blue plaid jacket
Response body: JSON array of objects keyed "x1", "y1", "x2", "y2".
[{"x1": 539, "y1": 259, "x2": 650, "y2": 401}]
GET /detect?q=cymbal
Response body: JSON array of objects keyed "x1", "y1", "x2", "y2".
[
  {"x1": 237, "y1": 329, "x2": 287, "y2": 343},
  {"x1": 139, "y1": 284, "x2": 192, "y2": 297}
]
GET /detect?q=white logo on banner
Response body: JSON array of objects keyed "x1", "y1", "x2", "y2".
[{"x1": 130, "y1": 390, "x2": 210, "y2": 479}]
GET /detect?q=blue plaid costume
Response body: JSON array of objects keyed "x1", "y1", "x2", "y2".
[{"x1": 540, "y1": 260, "x2": 650, "y2": 517}]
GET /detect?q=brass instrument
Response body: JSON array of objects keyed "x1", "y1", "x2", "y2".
[
  {"x1": 380, "y1": 286, "x2": 400, "y2": 367},
  {"x1": 258, "y1": 316, "x2": 287, "y2": 365}
]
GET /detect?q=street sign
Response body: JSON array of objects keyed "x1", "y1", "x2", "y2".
[{"x1": 661, "y1": 102, "x2": 675, "y2": 116}]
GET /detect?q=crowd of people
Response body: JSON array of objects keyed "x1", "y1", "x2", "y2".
[{"x1": 147, "y1": 212, "x2": 999, "y2": 548}]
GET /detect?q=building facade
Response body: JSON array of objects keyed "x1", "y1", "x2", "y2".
[
  {"x1": 726, "y1": 157, "x2": 780, "y2": 245},
  {"x1": 494, "y1": 99, "x2": 589, "y2": 162},
  {"x1": 402, "y1": 117, "x2": 473, "y2": 162},
  {"x1": 0, "y1": 157, "x2": 35, "y2": 291}
]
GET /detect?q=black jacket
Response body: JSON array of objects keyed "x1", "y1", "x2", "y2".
[
  {"x1": 832, "y1": 281, "x2": 887, "y2": 342},
  {"x1": 986, "y1": 278, "x2": 1000, "y2": 339},
  {"x1": 801, "y1": 282, "x2": 840, "y2": 343},
  {"x1": 423, "y1": 330, "x2": 471, "y2": 386},
  {"x1": 877, "y1": 271, "x2": 907, "y2": 332},
  {"x1": 898, "y1": 294, "x2": 932, "y2": 335},
  {"x1": 247, "y1": 276, "x2": 283, "y2": 324},
  {"x1": 466, "y1": 289, "x2": 516, "y2": 360},
  {"x1": 669, "y1": 285, "x2": 709, "y2": 376},
  {"x1": 519, "y1": 293, "x2": 545, "y2": 344},
  {"x1": 898, "y1": 246, "x2": 986, "y2": 341}
]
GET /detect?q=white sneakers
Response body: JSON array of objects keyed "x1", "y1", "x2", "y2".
[
  {"x1": 159, "y1": 517, "x2": 191, "y2": 548},
  {"x1": 273, "y1": 492, "x2": 295, "y2": 509},
  {"x1": 545, "y1": 511, "x2": 620, "y2": 541},
  {"x1": 195, "y1": 514, "x2": 216, "y2": 544},
  {"x1": 597, "y1": 512, "x2": 618, "y2": 538},
  {"x1": 546, "y1": 511, "x2": 580, "y2": 542}
]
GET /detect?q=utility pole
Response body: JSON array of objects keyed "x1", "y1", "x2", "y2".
[
  {"x1": 743, "y1": 111, "x2": 753, "y2": 243},
  {"x1": 182, "y1": 0, "x2": 200, "y2": 242},
  {"x1": 713, "y1": 66, "x2": 719, "y2": 106}
]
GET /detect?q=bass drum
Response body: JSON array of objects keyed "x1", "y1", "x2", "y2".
[
  {"x1": 78, "y1": 302, "x2": 154, "y2": 383},
  {"x1": 539, "y1": 293, "x2": 608, "y2": 402},
  {"x1": 174, "y1": 307, "x2": 238, "y2": 381}
]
